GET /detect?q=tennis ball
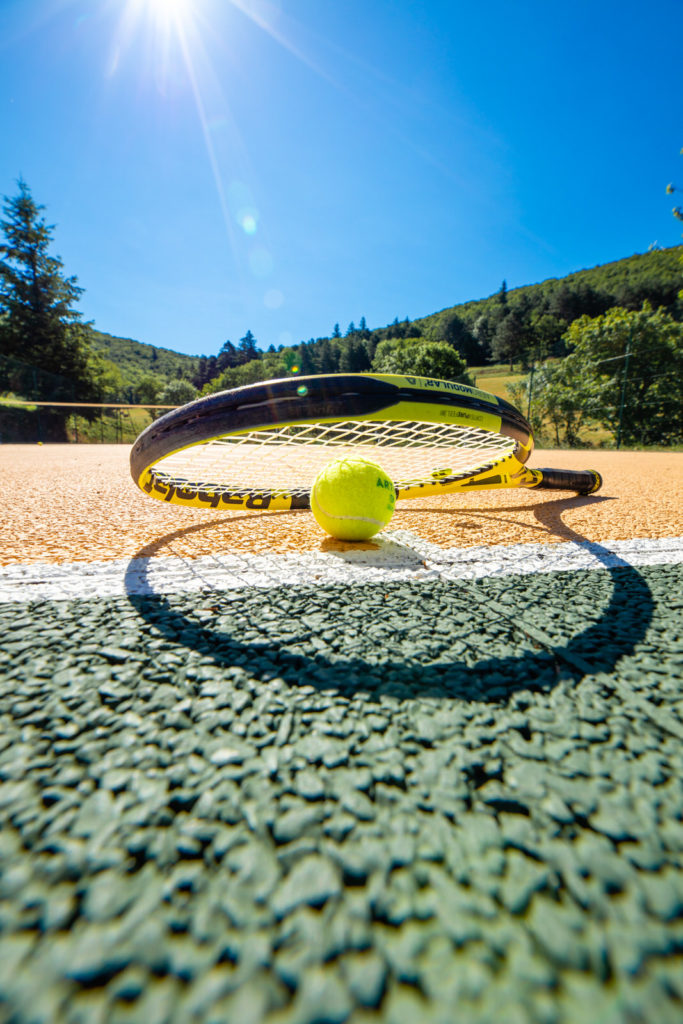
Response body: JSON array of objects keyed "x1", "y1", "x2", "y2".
[{"x1": 311, "y1": 456, "x2": 396, "y2": 540}]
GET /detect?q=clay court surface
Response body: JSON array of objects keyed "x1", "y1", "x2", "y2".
[
  {"x1": 1, "y1": 444, "x2": 681, "y2": 563},
  {"x1": 1, "y1": 444, "x2": 682, "y2": 1024}
]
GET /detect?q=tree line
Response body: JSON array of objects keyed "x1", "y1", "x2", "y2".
[{"x1": 1, "y1": 178, "x2": 681, "y2": 445}]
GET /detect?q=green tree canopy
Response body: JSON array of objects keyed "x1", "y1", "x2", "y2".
[
  {"x1": 371, "y1": 338, "x2": 474, "y2": 384},
  {"x1": 509, "y1": 360, "x2": 598, "y2": 447},
  {"x1": 563, "y1": 304, "x2": 682, "y2": 446},
  {"x1": 514, "y1": 304, "x2": 683, "y2": 446},
  {"x1": 0, "y1": 179, "x2": 99, "y2": 402},
  {"x1": 158, "y1": 379, "x2": 198, "y2": 407},
  {"x1": 134, "y1": 373, "x2": 164, "y2": 406}
]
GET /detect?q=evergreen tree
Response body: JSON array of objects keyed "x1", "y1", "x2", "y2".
[
  {"x1": 319, "y1": 339, "x2": 337, "y2": 373},
  {"x1": 238, "y1": 330, "x2": 260, "y2": 364},
  {"x1": 492, "y1": 306, "x2": 526, "y2": 370},
  {"x1": 365, "y1": 333, "x2": 379, "y2": 362},
  {"x1": 387, "y1": 317, "x2": 401, "y2": 338},
  {"x1": 297, "y1": 342, "x2": 317, "y2": 375},
  {"x1": 339, "y1": 338, "x2": 371, "y2": 373},
  {"x1": 426, "y1": 311, "x2": 482, "y2": 363},
  {"x1": 0, "y1": 179, "x2": 98, "y2": 401},
  {"x1": 192, "y1": 355, "x2": 208, "y2": 389},
  {"x1": 345, "y1": 322, "x2": 356, "y2": 337},
  {"x1": 332, "y1": 323, "x2": 341, "y2": 339},
  {"x1": 217, "y1": 340, "x2": 239, "y2": 372}
]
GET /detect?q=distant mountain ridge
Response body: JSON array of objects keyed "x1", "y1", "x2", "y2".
[
  {"x1": 412, "y1": 245, "x2": 682, "y2": 339},
  {"x1": 88, "y1": 330, "x2": 200, "y2": 381},
  {"x1": 89, "y1": 245, "x2": 683, "y2": 386}
]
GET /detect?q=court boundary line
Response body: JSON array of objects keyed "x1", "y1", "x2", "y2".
[{"x1": 0, "y1": 535, "x2": 681, "y2": 603}]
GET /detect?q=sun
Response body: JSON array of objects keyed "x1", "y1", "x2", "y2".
[
  {"x1": 113, "y1": 0, "x2": 196, "y2": 42},
  {"x1": 146, "y1": 0, "x2": 192, "y2": 27},
  {"x1": 108, "y1": 0, "x2": 199, "y2": 79},
  {"x1": 129, "y1": 0, "x2": 194, "y2": 33}
]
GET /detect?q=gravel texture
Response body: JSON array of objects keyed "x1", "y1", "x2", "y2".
[{"x1": 1, "y1": 563, "x2": 682, "y2": 1023}]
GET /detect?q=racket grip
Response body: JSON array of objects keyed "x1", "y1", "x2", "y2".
[{"x1": 535, "y1": 468, "x2": 602, "y2": 495}]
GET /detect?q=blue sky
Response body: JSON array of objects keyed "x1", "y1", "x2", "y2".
[{"x1": 1, "y1": 0, "x2": 681, "y2": 357}]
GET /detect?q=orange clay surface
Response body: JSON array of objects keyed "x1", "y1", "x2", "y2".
[{"x1": 1, "y1": 444, "x2": 681, "y2": 565}]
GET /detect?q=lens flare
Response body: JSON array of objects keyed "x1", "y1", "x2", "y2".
[{"x1": 240, "y1": 212, "x2": 258, "y2": 235}]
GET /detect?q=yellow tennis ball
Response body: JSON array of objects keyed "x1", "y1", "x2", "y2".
[{"x1": 311, "y1": 456, "x2": 396, "y2": 541}]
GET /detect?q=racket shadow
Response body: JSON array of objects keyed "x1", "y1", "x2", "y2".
[{"x1": 123, "y1": 497, "x2": 653, "y2": 702}]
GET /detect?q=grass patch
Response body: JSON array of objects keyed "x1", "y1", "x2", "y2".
[{"x1": 472, "y1": 365, "x2": 527, "y2": 401}]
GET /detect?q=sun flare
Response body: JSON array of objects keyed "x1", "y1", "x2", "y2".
[{"x1": 146, "y1": 0, "x2": 191, "y2": 26}]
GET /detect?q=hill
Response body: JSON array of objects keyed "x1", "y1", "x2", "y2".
[
  {"x1": 404, "y1": 245, "x2": 683, "y2": 367},
  {"x1": 418, "y1": 245, "x2": 682, "y2": 330},
  {"x1": 91, "y1": 245, "x2": 683, "y2": 394},
  {"x1": 88, "y1": 329, "x2": 199, "y2": 386}
]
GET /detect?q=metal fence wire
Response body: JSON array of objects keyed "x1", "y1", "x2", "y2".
[{"x1": 0, "y1": 354, "x2": 174, "y2": 443}]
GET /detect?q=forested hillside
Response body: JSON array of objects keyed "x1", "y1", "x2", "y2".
[
  {"x1": 4, "y1": 177, "x2": 678, "y2": 445},
  {"x1": 410, "y1": 245, "x2": 683, "y2": 370},
  {"x1": 89, "y1": 330, "x2": 199, "y2": 383},
  {"x1": 78, "y1": 246, "x2": 682, "y2": 393}
]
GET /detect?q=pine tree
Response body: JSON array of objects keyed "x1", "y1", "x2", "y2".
[
  {"x1": 492, "y1": 306, "x2": 525, "y2": 370},
  {"x1": 297, "y1": 342, "x2": 317, "y2": 375},
  {"x1": 238, "y1": 330, "x2": 260, "y2": 364},
  {"x1": 319, "y1": 339, "x2": 337, "y2": 373},
  {"x1": 0, "y1": 179, "x2": 98, "y2": 401},
  {"x1": 193, "y1": 355, "x2": 208, "y2": 388},
  {"x1": 216, "y1": 339, "x2": 239, "y2": 372},
  {"x1": 339, "y1": 339, "x2": 371, "y2": 372}
]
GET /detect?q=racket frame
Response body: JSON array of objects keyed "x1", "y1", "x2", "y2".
[{"x1": 130, "y1": 373, "x2": 600, "y2": 510}]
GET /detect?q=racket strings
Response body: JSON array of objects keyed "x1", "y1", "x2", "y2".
[
  {"x1": 154, "y1": 419, "x2": 516, "y2": 494},
  {"x1": 212, "y1": 419, "x2": 495, "y2": 450}
]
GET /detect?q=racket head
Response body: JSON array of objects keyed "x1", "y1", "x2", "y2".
[{"x1": 130, "y1": 372, "x2": 534, "y2": 511}]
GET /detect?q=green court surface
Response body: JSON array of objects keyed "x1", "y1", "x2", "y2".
[{"x1": 1, "y1": 558, "x2": 682, "y2": 1024}]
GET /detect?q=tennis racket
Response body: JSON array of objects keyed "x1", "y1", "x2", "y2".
[{"x1": 129, "y1": 372, "x2": 602, "y2": 511}]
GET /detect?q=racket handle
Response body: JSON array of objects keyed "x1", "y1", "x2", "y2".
[{"x1": 534, "y1": 468, "x2": 602, "y2": 495}]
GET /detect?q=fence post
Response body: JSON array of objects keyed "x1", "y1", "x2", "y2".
[{"x1": 616, "y1": 333, "x2": 632, "y2": 450}]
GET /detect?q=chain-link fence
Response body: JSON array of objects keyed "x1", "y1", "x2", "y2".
[
  {"x1": 0, "y1": 354, "x2": 173, "y2": 443},
  {"x1": 0, "y1": 401, "x2": 178, "y2": 444}
]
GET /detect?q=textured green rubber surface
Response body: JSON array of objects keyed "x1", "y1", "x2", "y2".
[{"x1": 1, "y1": 564, "x2": 682, "y2": 1023}]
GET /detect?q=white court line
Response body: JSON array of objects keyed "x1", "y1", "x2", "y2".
[{"x1": 0, "y1": 535, "x2": 681, "y2": 603}]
